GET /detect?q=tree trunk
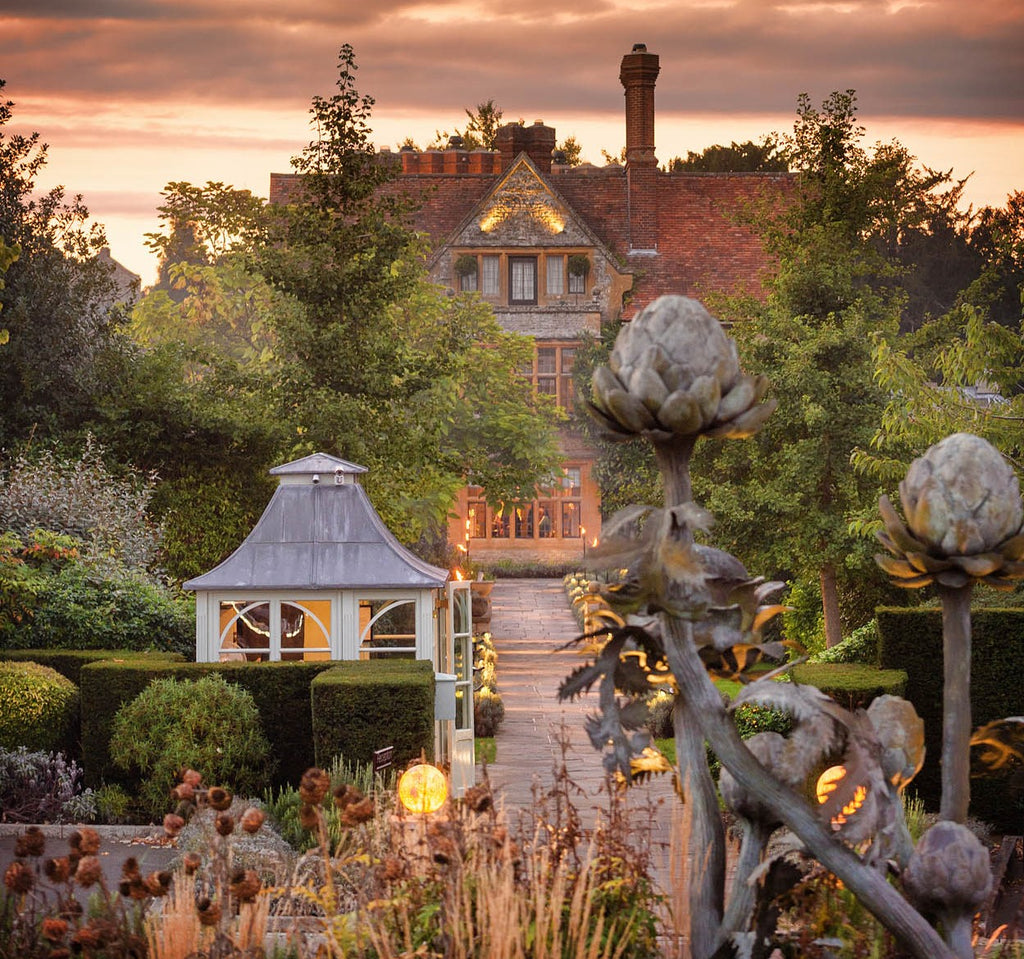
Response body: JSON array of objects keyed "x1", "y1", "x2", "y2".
[{"x1": 820, "y1": 563, "x2": 843, "y2": 649}]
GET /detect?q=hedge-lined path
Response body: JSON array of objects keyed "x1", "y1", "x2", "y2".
[{"x1": 480, "y1": 578, "x2": 679, "y2": 869}]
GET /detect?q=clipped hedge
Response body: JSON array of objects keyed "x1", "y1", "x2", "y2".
[
  {"x1": 79, "y1": 659, "x2": 336, "y2": 790},
  {"x1": 312, "y1": 660, "x2": 435, "y2": 769},
  {"x1": 0, "y1": 648, "x2": 185, "y2": 686},
  {"x1": 789, "y1": 663, "x2": 907, "y2": 711},
  {"x1": 877, "y1": 606, "x2": 1024, "y2": 830},
  {"x1": 0, "y1": 661, "x2": 80, "y2": 754}
]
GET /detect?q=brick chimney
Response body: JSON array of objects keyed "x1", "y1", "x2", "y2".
[
  {"x1": 620, "y1": 43, "x2": 660, "y2": 252},
  {"x1": 496, "y1": 120, "x2": 555, "y2": 174}
]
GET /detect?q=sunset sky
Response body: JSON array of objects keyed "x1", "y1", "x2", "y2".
[{"x1": 3, "y1": 0, "x2": 1023, "y2": 287}]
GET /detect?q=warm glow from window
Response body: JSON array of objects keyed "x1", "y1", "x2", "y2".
[{"x1": 398, "y1": 764, "x2": 449, "y2": 814}]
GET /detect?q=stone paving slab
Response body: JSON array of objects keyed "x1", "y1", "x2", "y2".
[{"x1": 480, "y1": 578, "x2": 679, "y2": 867}]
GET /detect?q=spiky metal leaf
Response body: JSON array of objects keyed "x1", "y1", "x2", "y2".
[{"x1": 970, "y1": 716, "x2": 1024, "y2": 777}]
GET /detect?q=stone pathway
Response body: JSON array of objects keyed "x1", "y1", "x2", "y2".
[{"x1": 481, "y1": 578, "x2": 678, "y2": 861}]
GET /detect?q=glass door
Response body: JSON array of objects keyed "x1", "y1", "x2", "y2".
[{"x1": 447, "y1": 579, "x2": 475, "y2": 795}]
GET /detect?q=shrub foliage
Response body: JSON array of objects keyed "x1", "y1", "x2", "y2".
[
  {"x1": 0, "y1": 660, "x2": 79, "y2": 753},
  {"x1": 109, "y1": 672, "x2": 275, "y2": 815}
]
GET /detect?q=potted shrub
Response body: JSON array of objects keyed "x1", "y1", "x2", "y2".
[{"x1": 567, "y1": 254, "x2": 590, "y2": 295}]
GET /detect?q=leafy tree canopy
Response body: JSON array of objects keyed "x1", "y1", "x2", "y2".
[
  {"x1": 133, "y1": 46, "x2": 562, "y2": 558},
  {"x1": 666, "y1": 138, "x2": 787, "y2": 173},
  {"x1": 0, "y1": 81, "x2": 125, "y2": 447}
]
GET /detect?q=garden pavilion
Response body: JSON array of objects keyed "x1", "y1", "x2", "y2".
[{"x1": 183, "y1": 452, "x2": 474, "y2": 792}]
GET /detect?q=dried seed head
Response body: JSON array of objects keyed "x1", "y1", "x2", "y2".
[
  {"x1": 4, "y1": 861, "x2": 34, "y2": 894},
  {"x1": 121, "y1": 857, "x2": 141, "y2": 882},
  {"x1": 15, "y1": 826, "x2": 46, "y2": 858},
  {"x1": 876, "y1": 434, "x2": 1024, "y2": 590},
  {"x1": 462, "y1": 784, "x2": 492, "y2": 813},
  {"x1": 70, "y1": 923, "x2": 105, "y2": 949},
  {"x1": 229, "y1": 868, "x2": 261, "y2": 902},
  {"x1": 589, "y1": 295, "x2": 774, "y2": 443},
  {"x1": 332, "y1": 783, "x2": 363, "y2": 810},
  {"x1": 902, "y1": 433, "x2": 1022, "y2": 556},
  {"x1": 196, "y1": 897, "x2": 222, "y2": 926},
  {"x1": 903, "y1": 820, "x2": 992, "y2": 916},
  {"x1": 182, "y1": 852, "x2": 202, "y2": 875},
  {"x1": 41, "y1": 917, "x2": 69, "y2": 942},
  {"x1": 181, "y1": 769, "x2": 202, "y2": 787},
  {"x1": 72, "y1": 828, "x2": 101, "y2": 856},
  {"x1": 172, "y1": 782, "x2": 196, "y2": 803},
  {"x1": 73, "y1": 856, "x2": 103, "y2": 888},
  {"x1": 299, "y1": 767, "x2": 330, "y2": 805},
  {"x1": 206, "y1": 787, "x2": 232, "y2": 811},
  {"x1": 339, "y1": 796, "x2": 375, "y2": 827},
  {"x1": 239, "y1": 807, "x2": 265, "y2": 834},
  {"x1": 144, "y1": 871, "x2": 172, "y2": 897},
  {"x1": 214, "y1": 812, "x2": 235, "y2": 837},
  {"x1": 44, "y1": 857, "x2": 72, "y2": 884},
  {"x1": 163, "y1": 814, "x2": 185, "y2": 838},
  {"x1": 298, "y1": 803, "x2": 320, "y2": 831}
]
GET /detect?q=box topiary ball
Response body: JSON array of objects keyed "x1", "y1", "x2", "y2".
[{"x1": 0, "y1": 661, "x2": 79, "y2": 753}]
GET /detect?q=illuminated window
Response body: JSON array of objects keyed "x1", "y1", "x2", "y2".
[
  {"x1": 523, "y1": 342, "x2": 577, "y2": 409},
  {"x1": 466, "y1": 466, "x2": 584, "y2": 542},
  {"x1": 358, "y1": 598, "x2": 416, "y2": 660},
  {"x1": 510, "y1": 257, "x2": 537, "y2": 305},
  {"x1": 218, "y1": 599, "x2": 331, "y2": 662},
  {"x1": 514, "y1": 503, "x2": 534, "y2": 538},
  {"x1": 468, "y1": 501, "x2": 487, "y2": 538}
]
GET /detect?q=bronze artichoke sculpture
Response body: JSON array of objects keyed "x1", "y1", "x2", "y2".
[
  {"x1": 589, "y1": 295, "x2": 776, "y2": 442},
  {"x1": 902, "y1": 821, "x2": 992, "y2": 958},
  {"x1": 875, "y1": 433, "x2": 1024, "y2": 589}
]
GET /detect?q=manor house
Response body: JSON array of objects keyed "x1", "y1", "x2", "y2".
[{"x1": 270, "y1": 45, "x2": 786, "y2": 565}]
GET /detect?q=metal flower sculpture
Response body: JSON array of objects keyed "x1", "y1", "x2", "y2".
[
  {"x1": 589, "y1": 295, "x2": 776, "y2": 443},
  {"x1": 876, "y1": 433, "x2": 1024, "y2": 825},
  {"x1": 876, "y1": 432, "x2": 1024, "y2": 590},
  {"x1": 559, "y1": 294, "x2": 960, "y2": 959},
  {"x1": 903, "y1": 821, "x2": 993, "y2": 959}
]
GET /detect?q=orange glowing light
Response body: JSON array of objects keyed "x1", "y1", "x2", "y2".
[
  {"x1": 592, "y1": 537, "x2": 598, "y2": 548},
  {"x1": 815, "y1": 764, "x2": 868, "y2": 828},
  {"x1": 398, "y1": 764, "x2": 448, "y2": 814},
  {"x1": 816, "y1": 765, "x2": 846, "y2": 804},
  {"x1": 454, "y1": 569, "x2": 465, "y2": 581}
]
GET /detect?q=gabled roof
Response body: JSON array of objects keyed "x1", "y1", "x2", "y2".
[
  {"x1": 183, "y1": 456, "x2": 448, "y2": 591},
  {"x1": 429, "y1": 153, "x2": 624, "y2": 271},
  {"x1": 269, "y1": 452, "x2": 367, "y2": 477}
]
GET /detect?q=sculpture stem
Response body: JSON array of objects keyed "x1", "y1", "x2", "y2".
[
  {"x1": 654, "y1": 438, "x2": 695, "y2": 507},
  {"x1": 938, "y1": 584, "x2": 973, "y2": 823},
  {"x1": 671, "y1": 684, "x2": 724, "y2": 958},
  {"x1": 660, "y1": 615, "x2": 955, "y2": 959}
]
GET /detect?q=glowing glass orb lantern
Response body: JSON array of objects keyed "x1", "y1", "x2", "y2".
[{"x1": 398, "y1": 764, "x2": 448, "y2": 814}]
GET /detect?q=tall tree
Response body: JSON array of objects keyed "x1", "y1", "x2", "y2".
[
  {"x1": 133, "y1": 47, "x2": 561, "y2": 553},
  {"x1": 431, "y1": 99, "x2": 504, "y2": 150},
  {"x1": 691, "y1": 91, "x2": 965, "y2": 647},
  {"x1": 0, "y1": 81, "x2": 122, "y2": 446}
]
